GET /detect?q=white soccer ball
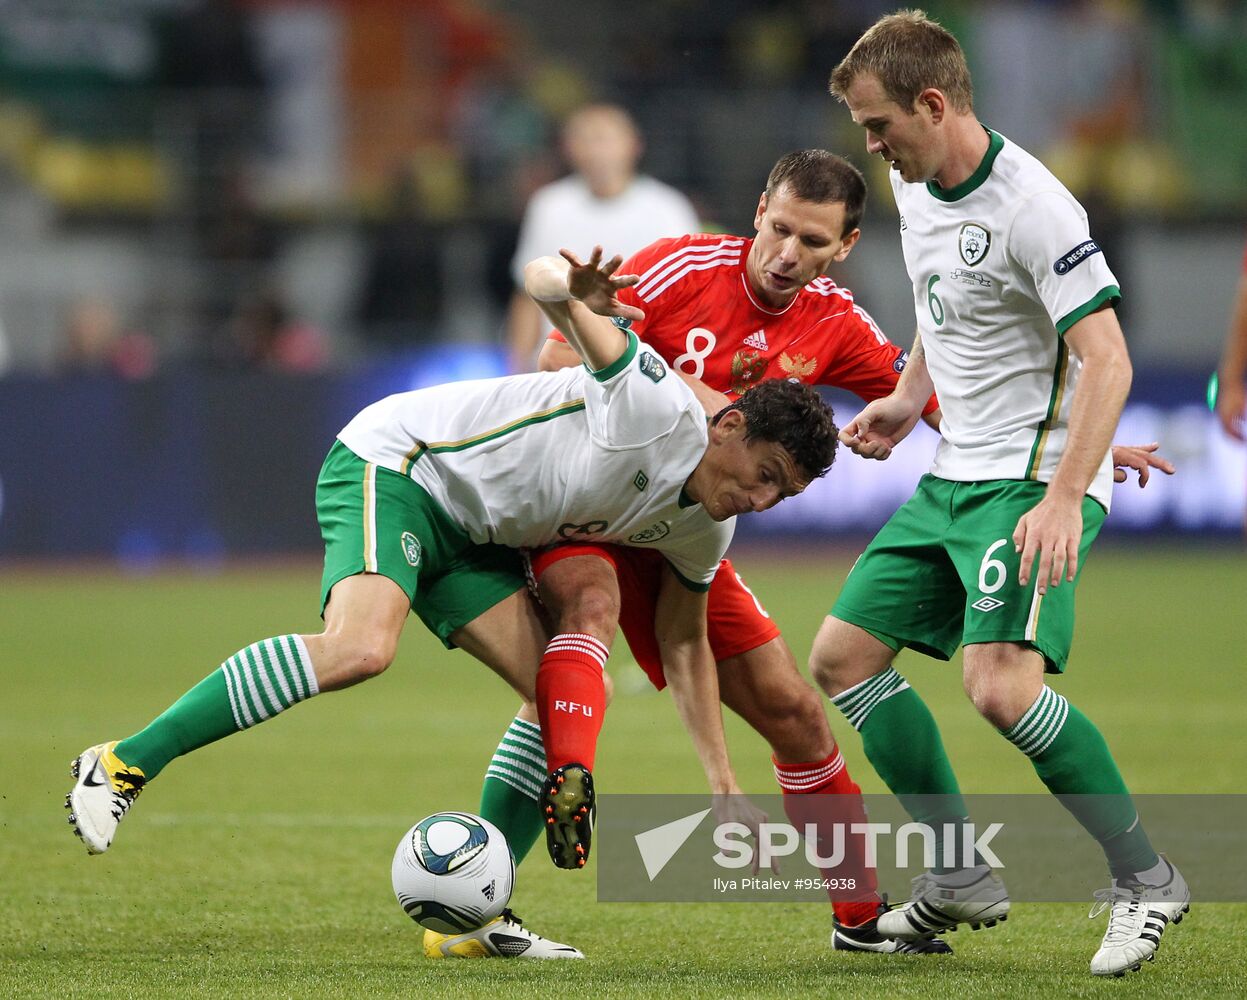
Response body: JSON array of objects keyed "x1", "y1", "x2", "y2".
[{"x1": 391, "y1": 811, "x2": 515, "y2": 933}]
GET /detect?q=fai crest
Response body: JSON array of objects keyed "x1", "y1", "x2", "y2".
[
  {"x1": 628, "y1": 521, "x2": 671, "y2": 544},
  {"x1": 958, "y1": 222, "x2": 991, "y2": 266},
  {"x1": 400, "y1": 531, "x2": 422, "y2": 568}
]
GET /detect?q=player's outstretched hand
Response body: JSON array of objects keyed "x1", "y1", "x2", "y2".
[
  {"x1": 1111, "y1": 442, "x2": 1176, "y2": 487},
  {"x1": 838, "y1": 395, "x2": 922, "y2": 461},
  {"x1": 560, "y1": 246, "x2": 645, "y2": 322},
  {"x1": 1012, "y1": 493, "x2": 1083, "y2": 595},
  {"x1": 712, "y1": 790, "x2": 771, "y2": 874}
]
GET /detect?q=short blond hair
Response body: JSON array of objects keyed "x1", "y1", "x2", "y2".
[{"x1": 830, "y1": 9, "x2": 974, "y2": 114}]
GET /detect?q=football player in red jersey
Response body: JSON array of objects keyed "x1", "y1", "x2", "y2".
[{"x1": 457, "y1": 152, "x2": 948, "y2": 960}]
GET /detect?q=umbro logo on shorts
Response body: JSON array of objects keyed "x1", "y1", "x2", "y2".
[{"x1": 972, "y1": 596, "x2": 1005, "y2": 613}]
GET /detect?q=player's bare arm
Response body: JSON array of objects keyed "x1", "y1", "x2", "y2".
[
  {"x1": 840, "y1": 331, "x2": 933, "y2": 460},
  {"x1": 653, "y1": 569, "x2": 765, "y2": 833},
  {"x1": 1014, "y1": 309, "x2": 1132, "y2": 593},
  {"x1": 539, "y1": 333, "x2": 730, "y2": 417},
  {"x1": 537, "y1": 338, "x2": 582, "y2": 373},
  {"x1": 524, "y1": 247, "x2": 640, "y2": 371}
]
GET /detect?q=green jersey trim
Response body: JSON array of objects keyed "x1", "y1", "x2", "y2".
[
  {"x1": 590, "y1": 330, "x2": 639, "y2": 383},
  {"x1": 925, "y1": 128, "x2": 1005, "y2": 203},
  {"x1": 1025, "y1": 339, "x2": 1071, "y2": 481},
  {"x1": 400, "y1": 398, "x2": 587, "y2": 472},
  {"x1": 1055, "y1": 284, "x2": 1121, "y2": 336},
  {"x1": 664, "y1": 558, "x2": 712, "y2": 593}
]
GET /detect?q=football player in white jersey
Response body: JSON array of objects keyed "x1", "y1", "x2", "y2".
[
  {"x1": 66, "y1": 247, "x2": 838, "y2": 957},
  {"x1": 811, "y1": 9, "x2": 1189, "y2": 978}
]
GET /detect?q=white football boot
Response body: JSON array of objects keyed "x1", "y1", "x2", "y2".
[
  {"x1": 876, "y1": 865, "x2": 1010, "y2": 940},
  {"x1": 422, "y1": 910, "x2": 584, "y2": 959},
  {"x1": 1090, "y1": 856, "x2": 1190, "y2": 977},
  {"x1": 66, "y1": 741, "x2": 147, "y2": 854}
]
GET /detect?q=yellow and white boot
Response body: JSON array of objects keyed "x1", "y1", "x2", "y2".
[
  {"x1": 423, "y1": 910, "x2": 583, "y2": 959},
  {"x1": 66, "y1": 741, "x2": 147, "y2": 854}
]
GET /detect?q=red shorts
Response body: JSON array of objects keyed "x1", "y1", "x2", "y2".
[{"x1": 526, "y1": 544, "x2": 781, "y2": 691}]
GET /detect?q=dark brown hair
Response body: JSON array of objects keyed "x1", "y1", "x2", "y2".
[
  {"x1": 712, "y1": 379, "x2": 838, "y2": 481},
  {"x1": 764, "y1": 150, "x2": 867, "y2": 236}
]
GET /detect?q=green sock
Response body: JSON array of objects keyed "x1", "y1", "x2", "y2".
[
  {"x1": 832, "y1": 668, "x2": 978, "y2": 872},
  {"x1": 116, "y1": 635, "x2": 318, "y2": 779},
  {"x1": 1001, "y1": 685, "x2": 1158, "y2": 879},
  {"x1": 479, "y1": 716, "x2": 546, "y2": 865}
]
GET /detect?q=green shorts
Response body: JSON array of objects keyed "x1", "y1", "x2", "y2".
[
  {"x1": 316, "y1": 441, "x2": 526, "y2": 647},
  {"x1": 832, "y1": 475, "x2": 1106, "y2": 673}
]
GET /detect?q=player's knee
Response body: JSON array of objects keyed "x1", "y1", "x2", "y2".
[
  {"x1": 791, "y1": 683, "x2": 831, "y2": 735},
  {"x1": 809, "y1": 619, "x2": 895, "y2": 698},
  {"x1": 336, "y1": 635, "x2": 398, "y2": 682},
  {"x1": 808, "y1": 641, "x2": 855, "y2": 697},
  {"x1": 963, "y1": 674, "x2": 1029, "y2": 730},
  {"x1": 963, "y1": 646, "x2": 1043, "y2": 729},
  {"x1": 764, "y1": 683, "x2": 833, "y2": 753},
  {"x1": 551, "y1": 584, "x2": 619, "y2": 645},
  {"x1": 539, "y1": 556, "x2": 620, "y2": 642}
]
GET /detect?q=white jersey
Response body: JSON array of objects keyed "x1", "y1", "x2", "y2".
[
  {"x1": 892, "y1": 129, "x2": 1119, "y2": 509},
  {"x1": 337, "y1": 331, "x2": 732, "y2": 589},
  {"x1": 510, "y1": 175, "x2": 699, "y2": 284}
]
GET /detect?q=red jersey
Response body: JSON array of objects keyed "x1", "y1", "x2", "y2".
[{"x1": 551, "y1": 233, "x2": 936, "y2": 413}]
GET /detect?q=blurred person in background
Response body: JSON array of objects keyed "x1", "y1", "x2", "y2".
[
  {"x1": 57, "y1": 298, "x2": 157, "y2": 381},
  {"x1": 357, "y1": 167, "x2": 446, "y2": 350},
  {"x1": 505, "y1": 104, "x2": 698, "y2": 372},
  {"x1": 226, "y1": 291, "x2": 329, "y2": 375},
  {"x1": 1215, "y1": 242, "x2": 1247, "y2": 444}
]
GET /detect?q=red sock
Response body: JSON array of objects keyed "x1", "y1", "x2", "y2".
[
  {"x1": 535, "y1": 633, "x2": 608, "y2": 772},
  {"x1": 774, "y1": 750, "x2": 881, "y2": 928}
]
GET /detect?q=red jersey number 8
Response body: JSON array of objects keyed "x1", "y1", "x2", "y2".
[{"x1": 674, "y1": 327, "x2": 717, "y2": 379}]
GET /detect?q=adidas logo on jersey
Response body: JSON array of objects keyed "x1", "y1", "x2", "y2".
[{"x1": 743, "y1": 330, "x2": 768, "y2": 351}]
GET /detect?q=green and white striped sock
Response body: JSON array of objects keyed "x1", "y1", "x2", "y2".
[
  {"x1": 480, "y1": 716, "x2": 547, "y2": 865},
  {"x1": 116, "y1": 635, "x2": 318, "y2": 779},
  {"x1": 1001, "y1": 685, "x2": 1159, "y2": 878},
  {"x1": 220, "y1": 635, "x2": 319, "y2": 730},
  {"x1": 831, "y1": 667, "x2": 911, "y2": 731},
  {"x1": 832, "y1": 668, "x2": 977, "y2": 872},
  {"x1": 1000, "y1": 684, "x2": 1069, "y2": 757}
]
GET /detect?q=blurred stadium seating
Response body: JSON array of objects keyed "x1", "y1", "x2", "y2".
[{"x1": 0, "y1": 1, "x2": 1243, "y2": 556}]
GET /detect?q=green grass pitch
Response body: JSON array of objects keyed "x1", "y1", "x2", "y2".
[{"x1": 3, "y1": 545, "x2": 1245, "y2": 998}]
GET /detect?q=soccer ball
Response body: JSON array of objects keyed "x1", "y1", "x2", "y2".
[{"x1": 391, "y1": 812, "x2": 515, "y2": 933}]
